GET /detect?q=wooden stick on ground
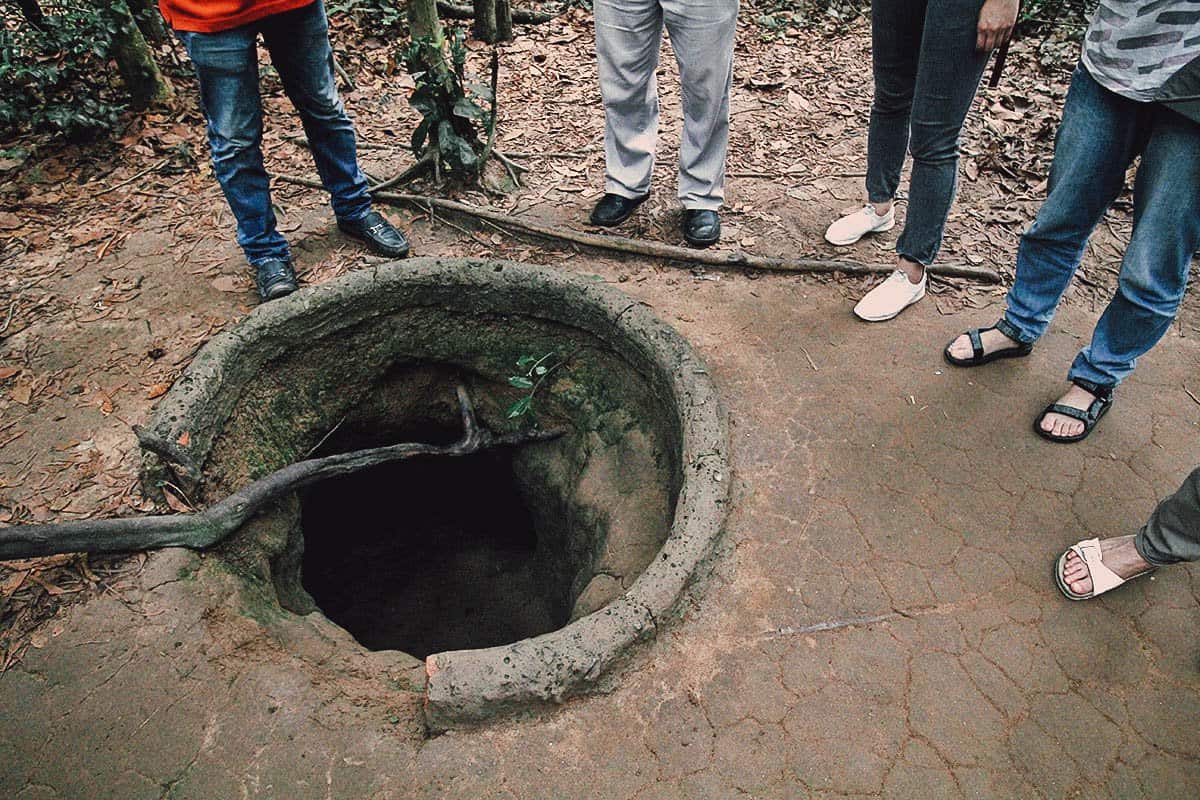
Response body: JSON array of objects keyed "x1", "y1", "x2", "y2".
[
  {"x1": 276, "y1": 175, "x2": 1002, "y2": 283},
  {"x1": 0, "y1": 386, "x2": 564, "y2": 560}
]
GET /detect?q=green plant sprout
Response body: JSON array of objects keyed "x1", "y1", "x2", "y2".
[{"x1": 507, "y1": 351, "x2": 566, "y2": 419}]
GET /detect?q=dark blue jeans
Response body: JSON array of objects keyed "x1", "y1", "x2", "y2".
[
  {"x1": 177, "y1": 1, "x2": 371, "y2": 266},
  {"x1": 867, "y1": 0, "x2": 990, "y2": 266},
  {"x1": 998, "y1": 65, "x2": 1200, "y2": 389}
]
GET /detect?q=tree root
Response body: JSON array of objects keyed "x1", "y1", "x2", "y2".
[
  {"x1": 436, "y1": 1, "x2": 557, "y2": 24},
  {"x1": 0, "y1": 386, "x2": 564, "y2": 560},
  {"x1": 275, "y1": 174, "x2": 1003, "y2": 283}
]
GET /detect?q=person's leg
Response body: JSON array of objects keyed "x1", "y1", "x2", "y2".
[
  {"x1": 1137, "y1": 466, "x2": 1200, "y2": 566},
  {"x1": 1038, "y1": 103, "x2": 1200, "y2": 438},
  {"x1": 594, "y1": 0, "x2": 664, "y2": 200},
  {"x1": 894, "y1": 0, "x2": 991, "y2": 271},
  {"x1": 865, "y1": 0, "x2": 925, "y2": 212},
  {"x1": 1060, "y1": 466, "x2": 1200, "y2": 596},
  {"x1": 261, "y1": 0, "x2": 371, "y2": 222},
  {"x1": 177, "y1": 27, "x2": 290, "y2": 266},
  {"x1": 662, "y1": 0, "x2": 737, "y2": 211},
  {"x1": 999, "y1": 66, "x2": 1142, "y2": 345},
  {"x1": 946, "y1": 64, "x2": 1142, "y2": 362},
  {"x1": 1067, "y1": 106, "x2": 1200, "y2": 389}
]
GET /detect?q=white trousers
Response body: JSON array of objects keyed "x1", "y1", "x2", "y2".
[{"x1": 594, "y1": 0, "x2": 738, "y2": 210}]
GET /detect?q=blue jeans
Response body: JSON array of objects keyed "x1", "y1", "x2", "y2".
[
  {"x1": 176, "y1": 1, "x2": 371, "y2": 266},
  {"x1": 867, "y1": 0, "x2": 990, "y2": 266},
  {"x1": 999, "y1": 64, "x2": 1200, "y2": 389}
]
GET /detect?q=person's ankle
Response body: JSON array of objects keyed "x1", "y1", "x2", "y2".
[{"x1": 898, "y1": 257, "x2": 924, "y2": 284}]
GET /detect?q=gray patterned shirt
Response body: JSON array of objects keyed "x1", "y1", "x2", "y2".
[{"x1": 1083, "y1": 1, "x2": 1200, "y2": 101}]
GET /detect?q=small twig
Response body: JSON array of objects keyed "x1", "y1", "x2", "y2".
[
  {"x1": 1185, "y1": 386, "x2": 1200, "y2": 407},
  {"x1": 332, "y1": 52, "x2": 356, "y2": 91},
  {"x1": 479, "y1": 50, "x2": 503, "y2": 179},
  {"x1": 367, "y1": 150, "x2": 436, "y2": 193},
  {"x1": 493, "y1": 149, "x2": 530, "y2": 175},
  {"x1": 94, "y1": 158, "x2": 170, "y2": 197},
  {"x1": 428, "y1": 206, "x2": 493, "y2": 245},
  {"x1": 0, "y1": 295, "x2": 18, "y2": 336},
  {"x1": 305, "y1": 416, "x2": 347, "y2": 458},
  {"x1": 501, "y1": 147, "x2": 601, "y2": 160},
  {"x1": 274, "y1": 174, "x2": 1003, "y2": 283},
  {"x1": 799, "y1": 346, "x2": 818, "y2": 372}
]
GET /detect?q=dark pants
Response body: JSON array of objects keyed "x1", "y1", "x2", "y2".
[
  {"x1": 867, "y1": 0, "x2": 990, "y2": 266},
  {"x1": 176, "y1": 0, "x2": 371, "y2": 266},
  {"x1": 1137, "y1": 467, "x2": 1200, "y2": 566}
]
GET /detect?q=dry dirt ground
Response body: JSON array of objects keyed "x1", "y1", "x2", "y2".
[{"x1": 2, "y1": 9, "x2": 1200, "y2": 799}]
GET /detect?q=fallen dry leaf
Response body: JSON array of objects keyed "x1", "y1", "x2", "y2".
[
  {"x1": 0, "y1": 366, "x2": 20, "y2": 380},
  {"x1": 177, "y1": 431, "x2": 191, "y2": 447},
  {"x1": 211, "y1": 275, "x2": 242, "y2": 293},
  {"x1": 146, "y1": 382, "x2": 171, "y2": 399},
  {"x1": 11, "y1": 383, "x2": 32, "y2": 405},
  {"x1": 163, "y1": 486, "x2": 193, "y2": 513}
]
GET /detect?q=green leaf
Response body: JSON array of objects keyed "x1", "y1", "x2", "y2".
[
  {"x1": 507, "y1": 397, "x2": 532, "y2": 418},
  {"x1": 508, "y1": 376, "x2": 534, "y2": 389},
  {"x1": 534, "y1": 366, "x2": 548, "y2": 376},
  {"x1": 516, "y1": 355, "x2": 538, "y2": 368}
]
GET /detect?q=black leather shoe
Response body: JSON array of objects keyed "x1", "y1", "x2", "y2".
[
  {"x1": 255, "y1": 259, "x2": 298, "y2": 302},
  {"x1": 338, "y1": 210, "x2": 410, "y2": 258},
  {"x1": 682, "y1": 209, "x2": 721, "y2": 248},
  {"x1": 589, "y1": 193, "x2": 648, "y2": 227}
]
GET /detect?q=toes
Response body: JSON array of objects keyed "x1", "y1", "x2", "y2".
[{"x1": 1068, "y1": 576, "x2": 1093, "y2": 596}]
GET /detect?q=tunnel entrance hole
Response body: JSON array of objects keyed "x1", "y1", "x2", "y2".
[{"x1": 299, "y1": 427, "x2": 573, "y2": 659}]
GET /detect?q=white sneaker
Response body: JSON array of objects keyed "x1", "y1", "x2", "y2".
[
  {"x1": 853, "y1": 268, "x2": 927, "y2": 322},
  {"x1": 824, "y1": 204, "x2": 896, "y2": 246}
]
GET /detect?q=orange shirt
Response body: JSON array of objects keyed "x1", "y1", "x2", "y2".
[{"x1": 158, "y1": 0, "x2": 316, "y2": 33}]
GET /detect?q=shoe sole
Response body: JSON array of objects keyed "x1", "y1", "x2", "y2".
[
  {"x1": 825, "y1": 217, "x2": 896, "y2": 247},
  {"x1": 261, "y1": 282, "x2": 297, "y2": 302},
  {"x1": 852, "y1": 286, "x2": 925, "y2": 322},
  {"x1": 683, "y1": 233, "x2": 720, "y2": 248},
  {"x1": 942, "y1": 343, "x2": 1033, "y2": 368}
]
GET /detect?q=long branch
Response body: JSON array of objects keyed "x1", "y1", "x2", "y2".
[
  {"x1": 275, "y1": 175, "x2": 1001, "y2": 283},
  {"x1": 0, "y1": 387, "x2": 564, "y2": 560}
]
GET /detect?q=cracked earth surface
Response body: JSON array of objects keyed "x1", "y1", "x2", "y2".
[{"x1": 2, "y1": 239, "x2": 1199, "y2": 798}]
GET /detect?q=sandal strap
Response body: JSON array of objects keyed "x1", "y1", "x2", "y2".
[
  {"x1": 1047, "y1": 403, "x2": 1091, "y2": 423},
  {"x1": 1071, "y1": 377, "x2": 1114, "y2": 400},
  {"x1": 1068, "y1": 538, "x2": 1128, "y2": 596},
  {"x1": 968, "y1": 328, "x2": 983, "y2": 359}
]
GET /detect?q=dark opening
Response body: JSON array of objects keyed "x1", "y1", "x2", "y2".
[{"x1": 299, "y1": 427, "x2": 572, "y2": 658}]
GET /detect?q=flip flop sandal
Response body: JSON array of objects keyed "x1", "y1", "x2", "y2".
[
  {"x1": 1055, "y1": 537, "x2": 1153, "y2": 601},
  {"x1": 943, "y1": 326, "x2": 1033, "y2": 367},
  {"x1": 1033, "y1": 390, "x2": 1113, "y2": 444}
]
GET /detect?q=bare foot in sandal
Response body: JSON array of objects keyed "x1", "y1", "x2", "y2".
[
  {"x1": 945, "y1": 327, "x2": 1022, "y2": 361},
  {"x1": 1059, "y1": 535, "x2": 1152, "y2": 597},
  {"x1": 1039, "y1": 384, "x2": 1097, "y2": 439}
]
